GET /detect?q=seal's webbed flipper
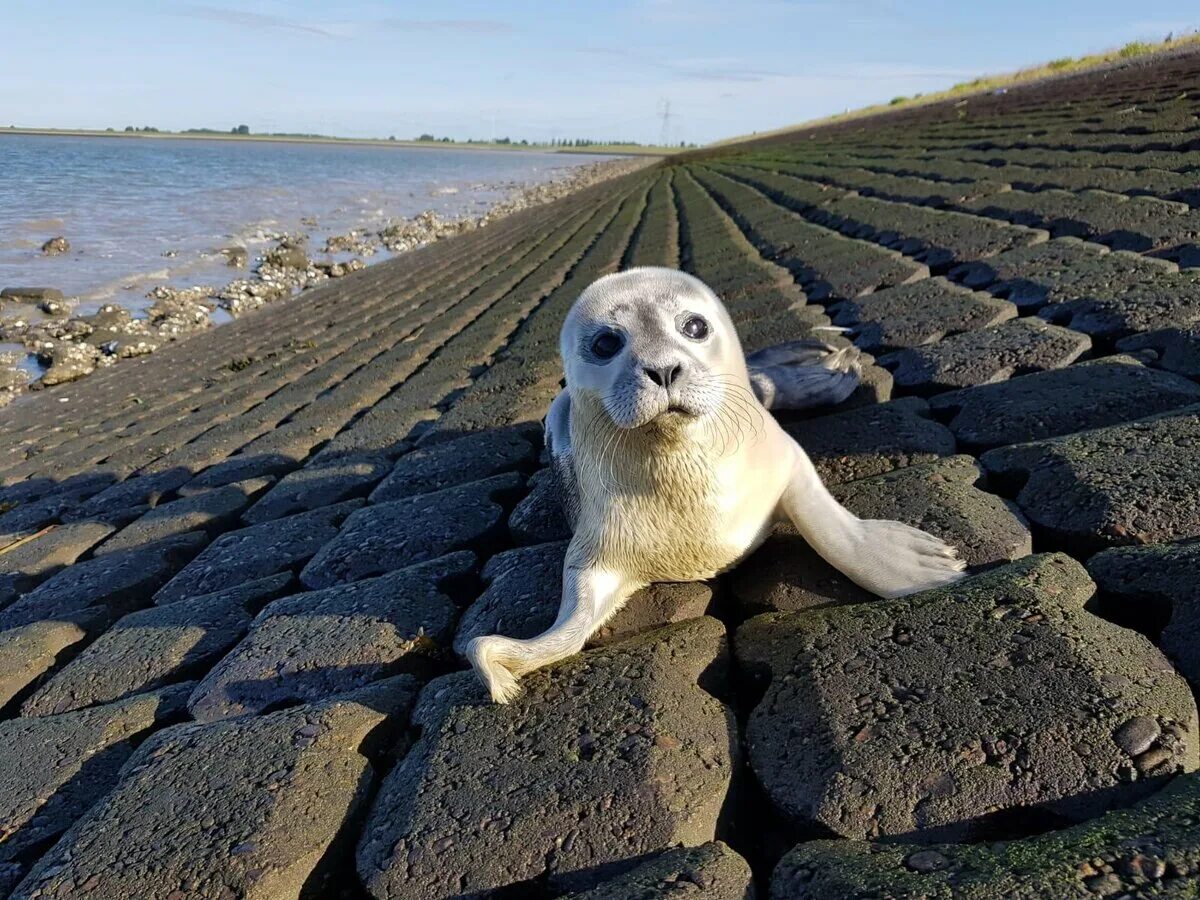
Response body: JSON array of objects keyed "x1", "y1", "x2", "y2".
[
  {"x1": 778, "y1": 440, "x2": 966, "y2": 599},
  {"x1": 746, "y1": 340, "x2": 861, "y2": 411}
]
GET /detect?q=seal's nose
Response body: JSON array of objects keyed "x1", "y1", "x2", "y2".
[{"x1": 643, "y1": 363, "x2": 682, "y2": 388}]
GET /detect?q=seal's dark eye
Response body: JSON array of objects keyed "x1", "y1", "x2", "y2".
[
  {"x1": 590, "y1": 330, "x2": 623, "y2": 360},
  {"x1": 681, "y1": 315, "x2": 710, "y2": 340}
]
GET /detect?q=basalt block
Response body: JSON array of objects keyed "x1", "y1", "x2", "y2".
[
  {"x1": 0, "y1": 611, "x2": 106, "y2": 710},
  {"x1": 0, "y1": 684, "x2": 191, "y2": 867},
  {"x1": 930, "y1": 356, "x2": 1200, "y2": 450},
  {"x1": 1119, "y1": 326, "x2": 1200, "y2": 378},
  {"x1": 565, "y1": 842, "x2": 755, "y2": 899},
  {"x1": 771, "y1": 771, "x2": 1200, "y2": 899},
  {"x1": 241, "y1": 457, "x2": 391, "y2": 524},
  {"x1": 780, "y1": 396, "x2": 956, "y2": 485},
  {"x1": 0, "y1": 532, "x2": 205, "y2": 630},
  {"x1": 370, "y1": 425, "x2": 538, "y2": 502},
  {"x1": 96, "y1": 477, "x2": 273, "y2": 553},
  {"x1": 11, "y1": 678, "x2": 419, "y2": 900},
  {"x1": 300, "y1": 473, "x2": 520, "y2": 589},
  {"x1": 508, "y1": 467, "x2": 572, "y2": 545},
  {"x1": 21, "y1": 576, "x2": 292, "y2": 716},
  {"x1": 154, "y1": 500, "x2": 362, "y2": 603},
  {"x1": 981, "y1": 405, "x2": 1200, "y2": 554},
  {"x1": 1089, "y1": 538, "x2": 1200, "y2": 691},
  {"x1": 0, "y1": 520, "x2": 116, "y2": 607},
  {"x1": 356, "y1": 618, "x2": 736, "y2": 898},
  {"x1": 831, "y1": 278, "x2": 1016, "y2": 352},
  {"x1": 188, "y1": 553, "x2": 473, "y2": 721},
  {"x1": 735, "y1": 555, "x2": 1199, "y2": 843},
  {"x1": 879, "y1": 318, "x2": 1090, "y2": 394}
]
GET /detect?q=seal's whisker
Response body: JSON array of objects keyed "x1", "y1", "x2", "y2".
[
  {"x1": 703, "y1": 378, "x2": 764, "y2": 442},
  {"x1": 717, "y1": 385, "x2": 757, "y2": 438},
  {"x1": 719, "y1": 404, "x2": 747, "y2": 456}
]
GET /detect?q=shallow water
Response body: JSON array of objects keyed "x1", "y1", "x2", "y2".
[{"x1": 0, "y1": 134, "x2": 612, "y2": 316}]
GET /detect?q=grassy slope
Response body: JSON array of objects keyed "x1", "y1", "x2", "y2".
[{"x1": 709, "y1": 31, "x2": 1200, "y2": 149}]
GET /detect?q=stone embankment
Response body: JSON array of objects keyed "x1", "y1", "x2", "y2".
[{"x1": 2, "y1": 50, "x2": 1200, "y2": 898}]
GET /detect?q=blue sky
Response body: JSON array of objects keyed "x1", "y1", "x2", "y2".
[{"x1": 1, "y1": 1, "x2": 1195, "y2": 144}]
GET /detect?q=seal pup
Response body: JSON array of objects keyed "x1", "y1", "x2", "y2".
[{"x1": 468, "y1": 267, "x2": 965, "y2": 702}]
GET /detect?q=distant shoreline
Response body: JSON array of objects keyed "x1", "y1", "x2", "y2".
[
  {"x1": 0, "y1": 153, "x2": 653, "y2": 404},
  {"x1": 0, "y1": 126, "x2": 673, "y2": 157}
]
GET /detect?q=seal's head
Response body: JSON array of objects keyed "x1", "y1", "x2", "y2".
[{"x1": 561, "y1": 267, "x2": 750, "y2": 431}]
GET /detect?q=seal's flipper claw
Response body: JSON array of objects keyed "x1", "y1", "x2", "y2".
[{"x1": 747, "y1": 340, "x2": 862, "y2": 411}]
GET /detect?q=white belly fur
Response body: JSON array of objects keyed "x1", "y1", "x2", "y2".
[{"x1": 572, "y1": 412, "x2": 783, "y2": 583}]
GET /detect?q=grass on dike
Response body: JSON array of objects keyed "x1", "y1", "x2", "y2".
[{"x1": 712, "y1": 30, "x2": 1200, "y2": 147}]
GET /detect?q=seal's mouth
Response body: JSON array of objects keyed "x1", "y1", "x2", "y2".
[{"x1": 645, "y1": 404, "x2": 701, "y2": 428}]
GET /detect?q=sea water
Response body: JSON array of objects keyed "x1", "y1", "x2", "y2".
[{"x1": 0, "y1": 133, "x2": 612, "y2": 317}]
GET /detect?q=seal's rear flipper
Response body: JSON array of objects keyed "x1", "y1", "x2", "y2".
[{"x1": 746, "y1": 340, "x2": 861, "y2": 411}]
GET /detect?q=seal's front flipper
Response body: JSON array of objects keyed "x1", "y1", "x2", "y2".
[
  {"x1": 777, "y1": 441, "x2": 966, "y2": 599},
  {"x1": 746, "y1": 340, "x2": 861, "y2": 411},
  {"x1": 466, "y1": 557, "x2": 640, "y2": 703}
]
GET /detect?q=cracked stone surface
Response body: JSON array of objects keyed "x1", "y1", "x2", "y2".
[
  {"x1": 771, "y1": 771, "x2": 1200, "y2": 899},
  {"x1": 565, "y1": 842, "x2": 755, "y2": 899},
  {"x1": 981, "y1": 405, "x2": 1200, "y2": 554},
  {"x1": 21, "y1": 575, "x2": 293, "y2": 716},
  {"x1": 731, "y1": 455, "x2": 1030, "y2": 615},
  {"x1": 0, "y1": 684, "x2": 191, "y2": 867},
  {"x1": 736, "y1": 554, "x2": 1199, "y2": 843},
  {"x1": 356, "y1": 618, "x2": 736, "y2": 899},
  {"x1": 11, "y1": 677, "x2": 419, "y2": 900},
  {"x1": 453, "y1": 541, "x2": 713, "y2": 657},
  {"x1": 154, "y1": 500, "x2": 362, "y2": 603},
  {"x1": 370, "y1": 425, "x2": 538, "y2": 502},
  {"x1": 188, "y1": 553, "x2": 473, "y2": 721},
  {"x1": 929, "y1": 355, "x2": 1200, "y2": 450},
  {"x1": 1089, "y1": 539, "x2": 1200, "y2": 691},
  {"x1": 301, "y1": 473, "x2": 521, "y2": 589},
  {"x1": 879, "y1": 318, "x2": 1091, "y2": 394},
  {"x1": 0, "y1": 612, "x2": 105, "y2": 710},
  {"x1": 780, "y1": 396, "x2": 956, "y2": 485}
]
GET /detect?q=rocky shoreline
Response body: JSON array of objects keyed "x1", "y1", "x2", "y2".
[{"x1": 0, "y1": 157, "x2": 649, "y2": 406}]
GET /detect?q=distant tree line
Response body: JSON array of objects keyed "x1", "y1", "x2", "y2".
[
  {"x1": 414, "y1": 134, "x2": 695, "y2": 148},
  {"x1": 95, "y1": 125, "x2": 694, "y2": 148}
]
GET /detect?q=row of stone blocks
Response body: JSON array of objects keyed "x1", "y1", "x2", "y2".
[{"x1": 4, "y1": 548, "x2": 1198, "y2": 898}]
